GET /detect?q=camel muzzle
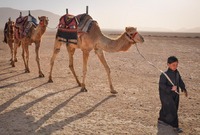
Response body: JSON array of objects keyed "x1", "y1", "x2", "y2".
[{"x1": 140, "y1": 35, "x2": 144, "y2": 42}]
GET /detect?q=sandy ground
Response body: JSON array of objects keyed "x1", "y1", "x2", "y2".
[{"x1": 0, "y1": 30, "x2": 200, "y2": 135}]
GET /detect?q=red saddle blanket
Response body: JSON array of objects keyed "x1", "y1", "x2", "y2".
[{"x1": 56, "y1": 13, "x2": 93, "y2": 40}]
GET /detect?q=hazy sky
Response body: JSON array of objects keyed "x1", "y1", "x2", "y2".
[{"x1": 1, "y1": 0, "x2": 200, "y2": 31}]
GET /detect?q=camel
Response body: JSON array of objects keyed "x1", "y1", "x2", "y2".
[
  {"x1": 3, "y1": 18, "x2": 15, "y2": 62},
  {"x1": 12, "y1": 15, "x2": 49, "y2": 77},
  {"x1": 48, "y1": 14, "x2": 144, "y2": 94}
]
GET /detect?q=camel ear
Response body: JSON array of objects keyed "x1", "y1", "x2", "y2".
[
  {"x1": 38, "y1": 16, "x2": 41, "y2": 20},
  {"x1": 126, "y1": 27, "x2": 132, "y2": 32},
  {"x1": 125, "y1": 27, "x2": 128, "y2": 32}
]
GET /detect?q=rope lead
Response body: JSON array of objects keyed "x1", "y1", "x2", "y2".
[{"x1": 135, "y1": 44, "x2": 179, "y2": 94}]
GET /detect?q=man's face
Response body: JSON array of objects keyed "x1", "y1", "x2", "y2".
[{"x1": 168, "y1": 61, "x2": 178, "y2": 71}]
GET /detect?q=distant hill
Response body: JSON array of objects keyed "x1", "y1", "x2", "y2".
[
  {"x1": 176, "y1": 27, "x2": 200, "y2": 33},
  {"x1": 0, "y1": 7, "x2": 60, "y2": 30}
]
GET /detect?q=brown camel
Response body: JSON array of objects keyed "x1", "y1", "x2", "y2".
[
  {"x1": 12, "y1": 16, "x2": 49, "y2": 77},
  {"x1": 48, "y1": 14, "x2": 144, "y2": 94},
  {"x1": 3, "y1": 18, "x2": 15, "y2": 62}
]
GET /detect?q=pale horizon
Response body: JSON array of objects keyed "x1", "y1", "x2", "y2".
[{"x1": 0, "y1": 0, "x2": 200, "y2": 32}]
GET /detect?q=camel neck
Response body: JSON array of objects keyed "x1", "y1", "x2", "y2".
[
  {"x1": 98, "y1": 33, "x2": 132, "y2": 52},
  {"x1": 32, "y1": 25, "x2": 46, "y2": 40}
]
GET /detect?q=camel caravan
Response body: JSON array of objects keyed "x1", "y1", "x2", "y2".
[
  {"x1": 3, "y1": 7, "x2": 144, "y2": 94},
  {"x1": 3, "y1": 11, "x2": 49, "y2": 77}
]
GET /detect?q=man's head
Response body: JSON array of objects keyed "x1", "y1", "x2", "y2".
[{"x1": 167, "y1": 56, "x2": 178, "y2": 71}]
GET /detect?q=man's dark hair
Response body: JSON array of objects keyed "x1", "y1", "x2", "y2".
[{"x1": 167, "y1": 56, "x2": 178, "y2": 64}]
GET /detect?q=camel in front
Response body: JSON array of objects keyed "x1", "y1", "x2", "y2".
[{"x1": 48, "y1": 14, "x2": 144, "y2": 94}]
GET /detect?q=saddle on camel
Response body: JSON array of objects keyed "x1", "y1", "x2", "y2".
[
  {"x1": 56, "y1": 8, "x2": 94, "y2": 44},
  {"x1": 15, "y1": 11, "x2": 38, "y2": 39}
]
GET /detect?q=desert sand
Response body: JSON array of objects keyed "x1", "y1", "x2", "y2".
[{"x1": 0, "y1": 30, "x2": 199, "y2": 135}]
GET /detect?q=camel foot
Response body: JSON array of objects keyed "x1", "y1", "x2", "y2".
[
  {"x1": 80, "y1": 87, "x2": 88, "y2": 92},
  {"x1": 110, "y1": 90, "x2": 118, "y2": 94},
  {"x1": 10, "y1": 61, "x2": 15, "y2": 67},
  {"x1": 48, "y1": 79, "x2": 53, "y2": 83},
  {"x1": 10, "y1": 58, "x2": 12, "y2": 61},
  {"x1": 39, "y1": 73, "x2": 45, "y2": 78},
  {"x1": 25, "y1": 69, "x2": 30, "y2": 73}
]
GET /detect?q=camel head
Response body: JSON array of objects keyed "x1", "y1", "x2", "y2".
[
  {"x1": 38, "y1": 16, "x2": 49, "y2": 27},
  {"x1": 125, "y1": 27, "x2": 144, "y2": 44}
]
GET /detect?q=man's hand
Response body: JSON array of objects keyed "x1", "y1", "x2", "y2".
[{"x1": 171, "y1": 86, "x2": 177, "y2": 91}]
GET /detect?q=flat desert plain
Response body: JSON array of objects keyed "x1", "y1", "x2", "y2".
[{"x1": 0, "y1": 30, "x2": 200, "y2": 135}]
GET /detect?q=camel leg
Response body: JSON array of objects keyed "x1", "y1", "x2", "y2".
[
  {"x1": 95, "y1": 49, "x2": 117, "y2": 94},
  {"x1": 21, "y1": 46, "x2": 26, "y2": 69},
  {"x1": 48, "y1": 39, "x2": 62, "y2": 83},
  {"x1": 11, "y1": 42, "x2": 18, "y2": 67},
  {"x1": 13, "y1": 41, "x2": 19, "y2": 62},
  {"x1": 8, "y1": 42, "x2": 13, "y2": 63},
  {"x1": 23, "y1": 44, "x2": 30, "y2": 73},
  {"x1": 35, "y1": 42, "x2": 44, "y2": 77},
  {"x1": 80, "y1": 50, "x2": 90, "y2": 92},
  {"x1": 67, "y1": 46, "x2": 81, "y2": 86}
]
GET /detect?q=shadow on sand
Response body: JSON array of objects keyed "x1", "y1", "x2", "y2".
[
  {"x1": 0, "y1": 86, "x2": 116, "y2": 134},
  {"x1": 157, "y1": 121, "x2": 178, "y2": 135},
  {"x1": 36, "y1": 94, "x2": 116, "y2": 134},
  {"x1": 0, "y1": 85, "x2": 80, "y2": 134},
  {"x1": 0, "y1": 82, "x2": 47, "y2": 113},
  {"x1": 0, "y1": 76, "x2": 38, "y2": 89},
  {"x1": 0, "y1": 72, "x2": 25, "y2": 82}
]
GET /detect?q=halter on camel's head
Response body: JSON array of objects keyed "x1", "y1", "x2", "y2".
[
  {"x1": 125, "y1": 27, "x2": 144, "y2": 44},
  {"x1": 38, "y1": 16, "x2": 49, "y2": 27}
]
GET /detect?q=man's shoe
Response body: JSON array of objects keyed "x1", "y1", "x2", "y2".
[{"x1": 174, "y1": 128, "x2": 183, "y2": 133}]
